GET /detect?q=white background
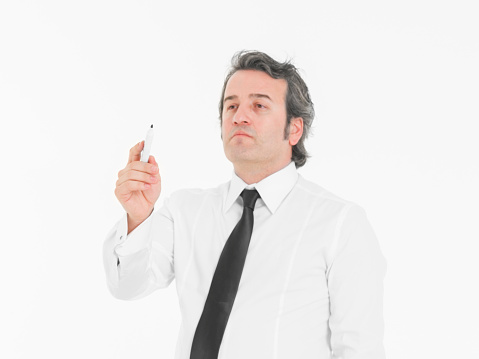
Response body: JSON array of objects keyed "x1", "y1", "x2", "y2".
[{"x1": 1, "y1": 1, "x2": 478, "y2": 358}]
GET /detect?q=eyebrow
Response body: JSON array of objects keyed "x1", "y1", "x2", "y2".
[{"x1": 223, "y1": 93, "x2": 273, "y2": 103}]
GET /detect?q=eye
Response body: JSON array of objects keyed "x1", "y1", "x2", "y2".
[
  {"x1": 227, "y1": 104, "x2": 237, "y2": 110},
  {"x1": 255, "y1": 103, "x2": 266, "y2": 109}
]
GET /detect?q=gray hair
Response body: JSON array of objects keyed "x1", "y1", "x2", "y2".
[{"x1": 219, "y1": 50, "x2": 315, "y2": 168}]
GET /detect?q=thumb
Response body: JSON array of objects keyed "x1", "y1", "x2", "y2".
[{"x1": 148, "y1": 155, "x2": 157, "y2": 165}]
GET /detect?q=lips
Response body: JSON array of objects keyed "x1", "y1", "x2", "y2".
[{"x1": 232, "y1": 131, "x2": 252, "y2": 138}]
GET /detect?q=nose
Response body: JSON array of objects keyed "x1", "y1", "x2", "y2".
[{"x1": 232, "y1": 105, "x2": 251, "y2": 125}]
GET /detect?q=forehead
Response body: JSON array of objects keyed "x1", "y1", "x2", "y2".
[{"x1": 224, "y1": 70, "x2": 287, "y2": 102}]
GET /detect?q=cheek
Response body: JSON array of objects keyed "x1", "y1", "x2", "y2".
[
  {"x1": 268, "y1": 121, "x2": 286, "y2": 139},
  {"x1": 221, "y1": 120, "x2": 227, "y2": 134},
  {"x1": 257, "y1": 126, "x2": 279, "y2": 147},
  {"x1": 221, "y1": 120, "x2": 231, "y2": 140}
]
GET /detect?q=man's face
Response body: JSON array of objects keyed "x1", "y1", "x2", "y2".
[{"x1": 221, "y1": 70, "x2": 293, "y2": 169}]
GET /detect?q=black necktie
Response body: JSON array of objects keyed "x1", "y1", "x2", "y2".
[{"x1": 190, "y1": 189, "x2": 261, "y2": 359}]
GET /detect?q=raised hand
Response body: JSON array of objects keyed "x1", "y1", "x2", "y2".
[{"x1": 114, "y1": 141, "x2": 161, "y2": 233}]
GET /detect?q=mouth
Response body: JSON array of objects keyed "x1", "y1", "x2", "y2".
[{"x1": 231, "y1": 131, "x2": 252, "y2": 139}]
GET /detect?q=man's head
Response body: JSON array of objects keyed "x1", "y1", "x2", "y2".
[{"x1": 219, "y1": 51, "x2": 315, "y2": 169}]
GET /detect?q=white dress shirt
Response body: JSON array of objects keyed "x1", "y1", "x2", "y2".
[{"x1": 103, "y1": 162, "x2": 387, "y2": 359}]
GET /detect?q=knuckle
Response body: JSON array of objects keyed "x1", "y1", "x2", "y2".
[
  {"x1": 124, "y1": 181, "x2": 132, "y2": 191},
  {"x1": 116, "y1": 177, "x2": 124, "y2": 187},
  {"x1": 130, "y1": 161, "x2": 139, "y2": 171}
]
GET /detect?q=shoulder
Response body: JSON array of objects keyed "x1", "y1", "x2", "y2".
[
  {"x1": 294, "y1": 174, "x2": 367, "y2": 219},
  {"x1": 295, "y1": 174, "x2": 357, "y2": 206},
  {"x1": 295, "y1": 176, "x2": 381, "y2": 261}
]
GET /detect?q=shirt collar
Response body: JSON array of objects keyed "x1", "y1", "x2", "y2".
[{"x1": 224, "y1": 161, "x2": 298, "y2": 214}]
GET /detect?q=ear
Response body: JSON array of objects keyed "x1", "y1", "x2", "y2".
[{"x1": 288, "y1": 117, "x2": 303, "y2": 146}]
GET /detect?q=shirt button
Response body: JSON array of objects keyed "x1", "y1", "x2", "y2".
[{"x1": 120, "y1": 235, "x2": 123, "y2": 240}]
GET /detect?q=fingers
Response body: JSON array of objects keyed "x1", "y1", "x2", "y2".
[
  {"x1": 115, "y1": 177, "x2": 153, "y2": 198},
  {"x1": 119, "y1": 155, "x2": 158, "y2": 178},
  {"x1": 116, "y1": 144, "x2": 160, "y2": 199},
  {"x1": 116, "y1": 166, "x2": 160, "y2": 188},
  {"x1": 128, "y1": 141, "x2": 144, "y2": 164},
  {"x1": 115, "y1": 163, "x2": 160, "y2": 199}
]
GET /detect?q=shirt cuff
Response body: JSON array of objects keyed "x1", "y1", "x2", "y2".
[{"x1": 114, "y1": 210, "x2": 155, "y2": 257}]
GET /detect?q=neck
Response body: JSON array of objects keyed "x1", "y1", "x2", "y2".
[{"x1": 233, "y1": 158, "x2": 292, "y2": 184}]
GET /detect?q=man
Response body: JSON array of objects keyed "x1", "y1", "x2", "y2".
[{"x1": 103, "y1": 51, "x2": 387, "y2": 359}]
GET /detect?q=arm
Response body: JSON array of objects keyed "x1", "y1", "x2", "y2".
[
  {"x1": 326, "y1": 205, "x2": 387, "y2": 359},
  {"x1": 103, "y1": 141, "x2": 174, "y2": 300},
  {"x1": 103, "y1": 203, "x2": 175, "y2": 300}
]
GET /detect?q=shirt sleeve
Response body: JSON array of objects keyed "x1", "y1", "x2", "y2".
[
  {"x1": 102, "y1": 200, "x2": 175, "y2": 300},
  {"x1": 326, "y1": 204, "x2": 387, "y2": 359}
]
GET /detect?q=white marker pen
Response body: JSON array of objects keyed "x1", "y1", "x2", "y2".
[{"x1": 140, "y1": 124, "x2": 154, "y2": 162}]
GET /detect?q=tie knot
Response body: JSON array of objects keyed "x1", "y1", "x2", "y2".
[{"x1": 241, "y1": 189, "x2": 260, "y2": 210}]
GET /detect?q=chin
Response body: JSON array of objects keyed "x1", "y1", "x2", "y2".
[{"x1": 225, "y1": 148, "x2": 255, "y2": 163}]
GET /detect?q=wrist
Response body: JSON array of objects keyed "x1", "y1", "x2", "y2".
[{"x1": 127, "y1": 208, "x2": 153, "y2": 234}]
